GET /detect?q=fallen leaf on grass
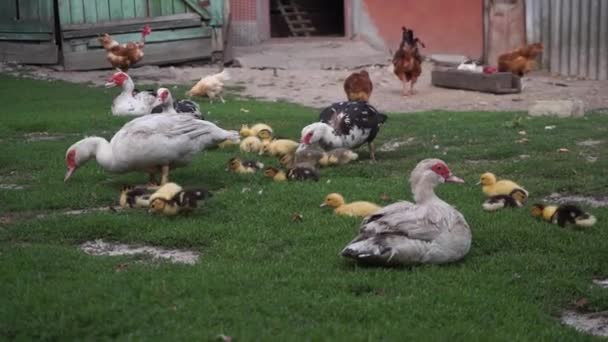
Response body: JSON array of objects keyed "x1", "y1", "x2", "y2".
[
  {"x1": 217, "y1": 334, "x2": 232, "y2": 342},
  {"x1": 558, "y1": 148, "x2": 569, "y2": 153},
  {"x1": 291, "y1": 212, "x2": 303, "y2": 222},
  {"x1": 380, "y1": 193, "x2": 392, "y2": 202},
  {"x1": 574, "y1": 298, "x2": 589, "y2": 310},
  {"x1": 115, "y1": 263, "x2": 129, "y2": 272},
  {"x1": 516, "y1": 138, "x2": 529, "y2": 144},
  {"x1": 518, "y1": 130, "x2": 527, "y2": 136},
  {"x1": 239, "y1": 108, "x2": 249, "y2": 113},
  {"x1": 545, "y1": 125, "x2": 556, "y2": 130}
]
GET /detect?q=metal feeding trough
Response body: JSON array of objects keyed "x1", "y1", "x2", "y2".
[{"x1": 431, "y1": 69, "x2": 521, "y2": 94}]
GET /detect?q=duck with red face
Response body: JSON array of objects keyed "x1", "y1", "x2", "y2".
[{"x1": 106, "y1": 71, "x2": 156, "y2": 116}]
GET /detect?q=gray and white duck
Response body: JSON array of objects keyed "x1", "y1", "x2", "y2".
[{"x1": 341, "y1": 159, "x2": 472, "y2": 266}]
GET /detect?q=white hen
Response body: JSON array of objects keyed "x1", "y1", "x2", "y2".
[{"x1": 186, "y1": 69, "x2": 230, "y2": 103}]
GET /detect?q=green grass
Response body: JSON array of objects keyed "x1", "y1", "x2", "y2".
[{"x1": 0, "y1": 74, "x2": 607, "y2": 340}]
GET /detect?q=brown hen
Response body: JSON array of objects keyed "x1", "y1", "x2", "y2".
[
  {"x1": 497, "y1": 42, "x2": 543, "y2": 77},
  {"x1": 344, "y1": 70, "x2": 373, "y2": 102}
]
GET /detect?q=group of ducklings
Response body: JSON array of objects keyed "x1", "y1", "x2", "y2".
[
  {"x1": 227, "y1": 122, "x2": 358, "y2": 183},
  {"x1": 478, "y1": 172, "x2": 596, "y2": 229},
  {"x1": 119, "y1": 182, "x2": 212, "y2": 216}
]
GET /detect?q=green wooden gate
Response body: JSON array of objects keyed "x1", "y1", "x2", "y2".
[
  {"x1": 59, "y1": 0, "x2": 222, "y2": 70},
  {"x1": 0, "y1": 0, "x2": 59, "y2": 64}
]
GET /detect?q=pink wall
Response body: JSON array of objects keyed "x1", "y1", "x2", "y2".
[{"x1": 363, "y1": 0, "x2": 484, "y2": 58}]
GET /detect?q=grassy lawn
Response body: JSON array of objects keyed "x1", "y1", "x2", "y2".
[{"x1": 0, "y1": 74, "x2": 607, "y2": 340}]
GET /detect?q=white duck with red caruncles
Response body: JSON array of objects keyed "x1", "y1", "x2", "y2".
[
  {"x1": 64, "y1": 113, "x2": 240, "y2": 185},
  {"x1": 299, "y1": 101, "x2": 387, "y2": 161},
  {"x1": 106, "y1": 71, "x2": 156, "y2": 116},
  {"x1": 341, "y1": 159, "x2": 471, "y2": 266},
  {"x1": 150, "y1": 87, "x2": 201, "y2": 118}
]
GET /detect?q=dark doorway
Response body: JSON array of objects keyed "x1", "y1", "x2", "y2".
[{"x1": 270, "y1": 0, "x2": 344, "y2": 38}]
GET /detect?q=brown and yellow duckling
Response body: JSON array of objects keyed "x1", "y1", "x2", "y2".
[
  {"x1": 287, "y1": 165, "x2": 320, "y2": 182},
  {"x1": 482, "y1": 189, "x2": 527, "y2": 211},
  {"x1": 264, "y1": 167, "x2": 287, "y2": 182},
  {"x1": 227, "y1": 157, "x2": 264, "y2": 174},
  {"x1": 148, "y1": 188, "x2": 212, "y2": 216},
  {"x1": 531, "y1": 203, "x2": 597, "y2": 228},
  {"x1": 119, "y1": 185, "x2": 151, "y2": 208},
  {"x1": 320, "y1": 193, "x2": 381, "y2": 217}
]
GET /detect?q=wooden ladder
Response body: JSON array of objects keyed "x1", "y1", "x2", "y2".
[{"x1": 275, "y1": 0, "x2": 315, "y2": 37}]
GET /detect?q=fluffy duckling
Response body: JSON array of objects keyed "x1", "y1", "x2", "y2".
[
  {"x1": 218, "y1": 139, "x2": 239, "y2": 149},
  {"x1": 287, "y1": 165, "x2": 320, "y2": 182},
  {"x1": 227, "y1": 157, "x2": 264, "y2": 174},
  {"x1": 149, "y1": 182, "x2": 183, "y2": 202},
  {"x1": 478, "y1": 172, "x2": 529, "y2": 200},
  {"x1": 320, "y1": 193, "x2": 381, "y2": 217},
  {"x1": 261, "y1": 139, "x2": 299, "y2": 157},
  {"x1": 294, "y1": 145, "x2": 325, "y2": 167},
  {"x1": 240, "y1": 136, "x2": 263, "y2": 153},
  {"x1": 148, "y1": 188, "x2": 212, "y2": 216},
  {"x1": 482, "y1": 189, "x2": 527, "y2": 211},
  {"x1": 263, "y1": 167, "x2": 287, "y2": 182},
  {"x1": 119, "y1": 185, "x2": 151, "y2": 208},
  {"x1": 531, "y1": 203, "x2": 597, "y2": 228},
  {"x1": 279, "y1": 153, "x2": 295, "y2": 168},
  {"x1": 240, "y1": 123, "x2": 273, "y2": 140},
  {"x1": 319, "y1": 148, "x2": 359, "y2": 167}
]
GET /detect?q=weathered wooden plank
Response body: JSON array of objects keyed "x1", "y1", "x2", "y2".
[
  {"x1": 58, "y1": 0, "x2": 71, "y2": 26},
  {"x1": 588, "y1": 0, "x2": 600, "y2": 79},
  {"x1": 569, "y1": 0, "x2": 579, "y2": 76},
  {"x1": 209, "y1": 0, "x2": 223, "y2": 26},
  {"x1": 95, "y1": 0, "x2": 110, "y2": 22},
  {"x1": 0, "y1": 41, "x2": 58, "y2": 64},
  {"x1": 83, "y1": 1, "x2": 98, "y2": 24},
  {"x1": 579, "y1": 0, "x2": 590, "y2": 78},
  {"x1": 173, "y1": 0, "x2": 187, "y2": 14},
  {"x1": 69, "y1": 0, "x2": 85, "y2": 24},
  {"x1": 0, "y1": 32, "x2": 53, "y2": 41},
  {"x1": 122, "y1": 0, "x2": 136, "y2": 19},
  {"x1": 550, "y1": 0, "x2": 561, "y2": 74},
  {"x1": 62, "y1": 13, "x2": 202, "y2": 37},
  {"x1": 599, "y1": 0, "x2": 608, "y2": 80},
  {"x1": 0, "y1": 21, "x2": 51, "y2": 33},
  {"x1": 182, "y1": 0, "x2": 211, "y2": 19},
  {"x1": 109, "y1": 0, "x2": 124, "y2": 20},
  {"x1": 161, "y1": 0, "x2": 173, "y2": 16},
  {"x1": 38, "y1": 0, "x2": 54, "y2": 24},
  {"x1": 86, "y1": 27, "x2": 211, "y2": 47},
  {"x1": 134, "y1": 0, "x2": 147, "y2": 17},
  {"x1": 149, "y1": 0, "x2": 162, "y2": 17},
  {"x1": 63, "y1": 38, "x2": 213, "y2": 70},
  {"x1": 20, "y1": 0, "x2": 40, "y2": 21},
  {"x1": 431, "y1": 69, "x2": 521, "y2": 94},
  {"x1": 0, "y1": 1, "x2": 17, "y2": 20}
]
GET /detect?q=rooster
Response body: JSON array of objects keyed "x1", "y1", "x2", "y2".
[
  {"x1": 98, "y1": 25, "x2": 151, "y2": 71},
  {"x1": 392, "y1": 27, "x2": 424, "y2": 96},
  {"x1": 186, "y1": 69, "x2": 230, "y2": 103},
  {"x1": 497, "y1": 42, "x2": 543, "y2": 77},
  {"x1": 344, "y1": 70, "x2": 373, "y2": 102}
]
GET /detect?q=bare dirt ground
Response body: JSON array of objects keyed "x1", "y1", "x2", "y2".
[{"x1": 2, "y1": 39, "x2": 607, "y2": 113}]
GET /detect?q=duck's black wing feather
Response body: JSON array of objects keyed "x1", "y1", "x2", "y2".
[{"x1": 319, "y1": 101, "x2": 387, "y2": 142}]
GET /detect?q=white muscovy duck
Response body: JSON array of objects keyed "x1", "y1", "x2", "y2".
[
  {"x1": 106, "y1": 71, "x2": 156, "y2": 116},
  {"x1": 64, "y1": 114, "x2": 239, "y2": 185},
  {"x1": 299, "y1": 101, "x2": 387, "y2": 161},
  {"x1": 341, "y1": 158, "x2": 471, "y2": 266},
  {"x1": 150, "y1": 88, "x2": 202, "y2": 118}
]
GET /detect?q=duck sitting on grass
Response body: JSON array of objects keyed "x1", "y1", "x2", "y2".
[
  {"x1": 531, "y1": 203, "x2": 597, "y2": 228},
  {"x1": 148, "y1": 188, "x2": 212, "y2": 216},
  {"x1": 264, "y1": 167, "x2": 287, "y2": 182},
  {"x1": 227, "y1": 157, "x2": 264, "y2": 174},
  {"x1": 320, "y1": 193, "x2": 381, "y2": 217},
  {"x1": 482, "y1": 189, "x2": 527, "y2": 211}
]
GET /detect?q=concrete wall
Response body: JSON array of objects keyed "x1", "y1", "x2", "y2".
[{"x1": 357, "y1": 0, "x2": 484, "y2": 58}]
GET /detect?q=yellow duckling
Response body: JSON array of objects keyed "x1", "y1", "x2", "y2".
[
  {"x1": 319, "y1": 148, "x2": 359, "y2": 167},
  {"x1": 478, "y1": 172, "x2": 529, "y2": 200},
  {"x1": 263, "y1": 167, "x2": 287, "y2": 182},
  {"x1": 240, "y1": 136, "x2": 263, "y2": 153},
  {"x1": 261, "y1": 139, "x2": 299, "y2": 157},
  {"x1": 240, "y1": 123, "x2": 273, "y2": 139},
  {"x1": 531, "y1": 203, "x2": 597, "y2": 228},
  {"x1": 227, "y1": 157, "x2": 263, "y2": 174},
  {"x1": 148, "y1": 189, "x2": 212, "y2": 216},
  {"x1": 149, "y1": 182, "x2": 183, "y2": 202},
  {"x1": 320, "y1": 193, "x2": 382, "y2": 217}
]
